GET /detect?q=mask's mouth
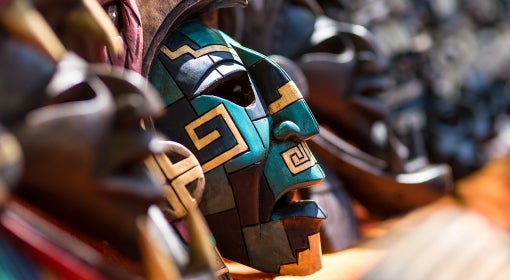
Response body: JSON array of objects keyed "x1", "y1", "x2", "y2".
[
  {"x1": 270, "y1": 190, "x2": 327, "y2": 223},
  {"x1": 262, "y1": 139, "x2": 326, "y2": 224}
]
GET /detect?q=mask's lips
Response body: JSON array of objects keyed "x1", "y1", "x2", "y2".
[{"x1": 270, "y1": 199, "x2": 327, "y2": 222}]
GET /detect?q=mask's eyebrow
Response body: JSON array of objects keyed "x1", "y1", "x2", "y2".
[{"x1": 160, "y1": 44, "x2": 238, "y2": 60}]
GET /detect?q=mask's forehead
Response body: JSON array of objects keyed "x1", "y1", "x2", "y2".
[{"x1": 151, "y1": 20, "x2": 245, "y2": 101}]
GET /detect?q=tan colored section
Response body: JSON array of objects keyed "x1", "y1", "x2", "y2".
[
  {"x1": 146, "y1": 148, "x2": 203, "y2": 220},
  {"x1": 172, "y1": 165, "x2": 203, "y2": 192},
  {"x1": 281, "y1": 142, "x2": 317, "y2": 175},
  {"x1": 185, "y1": 104, "x2": 248, "y2": 172},
  {"x1": 154, "y1": 152, "x2": 199, "y2": 180},
  {"x1": 268, "y1": 81, "x2": 303, "y2": 115},
  {"x1": 161, "y1": 44, "x2": 237, "y2": 60},
  {"x1": 144, "y1": 155, "x2": 167, "y2": 185},
  {"x1": 163, "y1": 183, "x2": 189, "y2": 219},
  {"x1": 279, "y1": 233, "x2": 323, "y2": 276},
  {"x1": 145, "y1": 155, "x2": 188, "y2": 219},
  {"x1": 0, "y1": 0, "x2": 65, "y2": 62}
]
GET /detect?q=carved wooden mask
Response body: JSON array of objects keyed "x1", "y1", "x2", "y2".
[{"x1": 148, "y1": 19, "x2": 326, "y2": 275}]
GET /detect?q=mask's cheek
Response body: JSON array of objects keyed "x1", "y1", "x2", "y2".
[{"x1": 189, "y1": 96, "x2": 268, "y2": 173}]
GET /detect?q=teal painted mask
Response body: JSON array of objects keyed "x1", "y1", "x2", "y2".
[{"x1": 149, "y1": 20, "x2": 326, "y2": 275}]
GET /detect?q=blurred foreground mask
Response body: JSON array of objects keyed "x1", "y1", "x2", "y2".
[
  {"x1": 12, "y1": 52, "x2": 165, "y2": 260},
  {"x1": 148, "y1": 19, "x2": 326, "y2": 275}
]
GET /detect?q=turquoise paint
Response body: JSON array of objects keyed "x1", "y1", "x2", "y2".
[
  {"x1": 264, "y1": 141, "x2": 325, "y2": 200},
  {"x1": 190, "y1": 95, "x2": 268, "y2": 173},
  {"x1": 231, "y1": 43, "x2": 265, "y2": 67},
  {"x1": 271, "y1": 99, "x2": 320, "y2": 140},
  {"x1": 148, "y1": 57, "x2": 184, "y2": 105},
  {"x1": 252, "y1": 118, "x2": 271, "y2": 149}
]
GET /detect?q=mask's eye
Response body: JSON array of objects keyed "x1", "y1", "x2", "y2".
[
  {"x1": 104, "y1": 2, "x2": 120, "y2": 28},
  {"x1": 204, "y1": 71, "x2": 255, "y2": 107}
]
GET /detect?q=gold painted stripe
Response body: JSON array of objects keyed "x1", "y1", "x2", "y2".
[
  {"x1": 268, "y1": 81, "x2": 303, "y2": 114},
  {"x1": 161, "y1": 44, "x2": 236, "y2": 60},
  {"x1": 172, "y1": 165, "x2": 203, "y2": 200},
  {"x1": 185, "y1": 104, "x2": 248, "y2": 173},
  {"x1": 154, "y1": 152, "x2": 199, "y2": 180},
  {"x1": 144, "y1": 155, "x2": 167, "y2": 185},
  {"x1": 163, "y1": 184, "x2": 189, "y2": 219},
  {"x1": 145, "y1": 153, "x2": 193, "y2": 219}
]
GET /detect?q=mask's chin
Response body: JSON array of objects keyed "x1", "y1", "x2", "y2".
[
  {"x1": 241, "y1": 189, "x2": 325, "y2": 275},
  {"x1": 272, "y1": 195, "x2": 326, "y2": 275}
]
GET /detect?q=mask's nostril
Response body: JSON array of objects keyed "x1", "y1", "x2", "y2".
[{"x1": 273, "y1": 120, "x2": 302, "y2": 141}]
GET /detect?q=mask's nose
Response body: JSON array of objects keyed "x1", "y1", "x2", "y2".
[
  {"x1": 269, "y1": 81, "x2": 320, "y2": 142},
  {"x1": 273, "y1": 120, "x2": 304, "y2": 142}
]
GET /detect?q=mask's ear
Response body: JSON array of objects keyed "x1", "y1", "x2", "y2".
[
  {"x1": 0, "y1": 0, "x2": 65, "y2": 62},
  {"x1": 138, "y1": 0, "x2": 248, "y2": 76}
]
